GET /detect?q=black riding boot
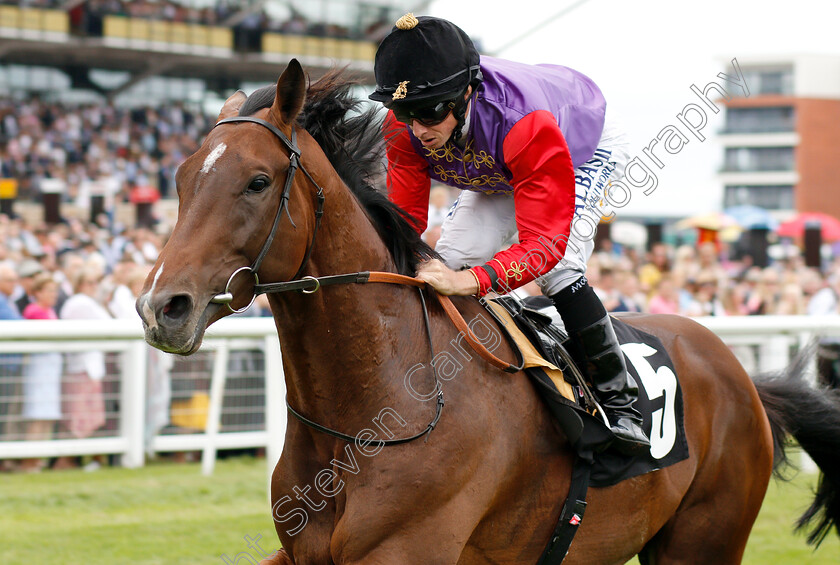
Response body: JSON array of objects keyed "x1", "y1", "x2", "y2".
[{"x1": 550, "y1": 278, "x2": 650, "y2": 455}]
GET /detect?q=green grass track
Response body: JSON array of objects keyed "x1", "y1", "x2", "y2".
[{"x1": 2, "y1": 456, "x2": 838, "y2": 564}]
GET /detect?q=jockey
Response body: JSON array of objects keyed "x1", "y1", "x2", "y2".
[{"x1": 369, "y1": 14, "x2": 650, "y2": 455}]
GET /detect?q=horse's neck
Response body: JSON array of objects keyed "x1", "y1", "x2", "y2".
[{"x1": 270, "y1": 186, "x2": 431, "y2": 428}]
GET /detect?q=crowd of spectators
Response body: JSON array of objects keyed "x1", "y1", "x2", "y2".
[
  {"x1": 584, "y1": 240, "x2": 840, "y2": 318},
  {"x1": 0, "y1": 214, "x2": 155, "y2": 471},
  {"x1": 60, "y1": 0, "x2": 389, "y2": 45},
  {"x1": 0, "y1": 0, "x2": 226, "y2": 23},
  {"x1": 0, "y1": 97, "x2": 211, "y2": 204},
  {"x1": 78, "y1": 0, "x2": 234, "y2": 27}
]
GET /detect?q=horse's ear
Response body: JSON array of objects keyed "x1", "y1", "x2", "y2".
[
  {"x1": 217, "y1": 90, "x2": 247, "y2": 123},
  {"x1": 270, "y1": 59, "x2": 306, "y2": 126}
]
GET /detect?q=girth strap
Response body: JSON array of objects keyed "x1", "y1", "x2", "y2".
[{"x1": 536, "y1": 456, "x2": 593, "y2": 564}]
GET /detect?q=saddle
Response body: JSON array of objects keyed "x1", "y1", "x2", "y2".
[
  {"x1": 484, "y1": 296, "x2": 613, "y2": 460},
  {"x1": 483, "y1": 295, "x2": 690, "y2": 486}
]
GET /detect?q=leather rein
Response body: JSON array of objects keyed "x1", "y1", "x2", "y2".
[{"x1": 209, "y1": 116, "x2": 523, "y2": 447}]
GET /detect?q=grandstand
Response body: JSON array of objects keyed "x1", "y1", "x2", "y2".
[{"x1": 0, "y1": 1, "x2": 425, "y2": 102}]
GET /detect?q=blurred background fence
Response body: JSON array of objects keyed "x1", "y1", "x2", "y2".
[{"x1": 0, "y1": 316, "x2": 285, "y2": 476}]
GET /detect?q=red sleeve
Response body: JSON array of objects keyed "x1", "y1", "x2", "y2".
[
  {"x1": 470, "y1": 110, "x2": 575, "y2": 296},
  {"x1": 383, "y1": 111, "x2": 431, "y2": 234}
]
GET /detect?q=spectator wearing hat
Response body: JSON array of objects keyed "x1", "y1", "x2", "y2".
[
  {"x1": 423, "y1": 185, "x2": 453, "y2": 249},
  {"x1": 684, "y1": 271, "x2": 727, "y2": 317},
  {"x1": 427, "y1": 185, "x2": 453, "y2": 228},
  {"x1": 14, "y1": 258, "x2": 43, "y2": 315}
]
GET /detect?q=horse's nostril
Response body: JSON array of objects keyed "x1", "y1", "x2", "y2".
[{"x1": 162, "y1": 295, "x2": 192, "y2": 322}]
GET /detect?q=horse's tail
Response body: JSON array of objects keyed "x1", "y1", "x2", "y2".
[{"x1": 754, "y1": 350, "x2": 840, "y2": 546}]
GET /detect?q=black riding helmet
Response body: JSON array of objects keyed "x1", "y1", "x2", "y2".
[{"x1": 369, "y1": 14, "x2": 482, "y2": 139}]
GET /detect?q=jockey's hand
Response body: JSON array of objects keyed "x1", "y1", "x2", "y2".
[{"x1": 416, "y1": 259, "x2": 479, "y2": 296}]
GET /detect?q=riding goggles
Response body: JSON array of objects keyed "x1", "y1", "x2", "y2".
[{"x1": 390, "y1": 89, "x2": 467, "y2": 126}]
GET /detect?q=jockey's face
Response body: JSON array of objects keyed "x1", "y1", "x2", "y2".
[
  {"x1": 409, "y1": 112, "x2": 458, "y2": 150},
  {"x1": 406, "y1": 86, "x2": 472, "y2": 151}
]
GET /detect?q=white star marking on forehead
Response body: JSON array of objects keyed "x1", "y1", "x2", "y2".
[{"x1": 201, "y1": 143, "x2": 227, "y2": 174}]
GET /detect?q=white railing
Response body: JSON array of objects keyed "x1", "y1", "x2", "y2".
[
  {"x1": 696, "y1": 315, "x2": 840, "y2": 377},
  {"x1": 0, "y1": 315, "x2": 838, "y2": 475},
  {"x1": 0, "y1": 317, "x2": 286, "y2": 476}
]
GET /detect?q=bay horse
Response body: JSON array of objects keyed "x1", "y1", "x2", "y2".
[{"x1": 136, "y1": 59, "x2": 840, "y2": 564}]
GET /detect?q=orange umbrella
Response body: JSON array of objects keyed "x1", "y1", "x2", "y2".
[
  {"x1": 674, "y1": 212, "x2": 741, "y2": 231},
  {"x1": 675, "y1": 212, "x2": 743, "y2": 246}
]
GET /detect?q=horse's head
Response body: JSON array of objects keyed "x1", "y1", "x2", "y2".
[{"x1": 136, "y1": 59, "x2": 321, "y2": 354}]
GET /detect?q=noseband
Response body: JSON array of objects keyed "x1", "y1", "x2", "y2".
[{"x1": 209, "y1": 116, "x2": 325, "y2": 312}]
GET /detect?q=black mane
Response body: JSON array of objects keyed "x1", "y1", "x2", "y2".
[{"x1": 238, "y1": 70, "x2": 436, "y2": 275}]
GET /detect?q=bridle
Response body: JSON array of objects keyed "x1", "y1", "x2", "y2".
[
  {"x1": 209, "y1": 116, "x2": 325, "y2": 313},
  {"x1": 206, "y1": 115, "x2": 522, "y2": 447}
]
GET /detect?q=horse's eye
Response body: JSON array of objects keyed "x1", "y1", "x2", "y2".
[{"x1": 247, "y1": 177, "x2": 270, "y2": 193}]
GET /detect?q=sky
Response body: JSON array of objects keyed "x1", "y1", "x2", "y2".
[{"x1": 426, "y1": 0, "x2": 840, "y2": 218}]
